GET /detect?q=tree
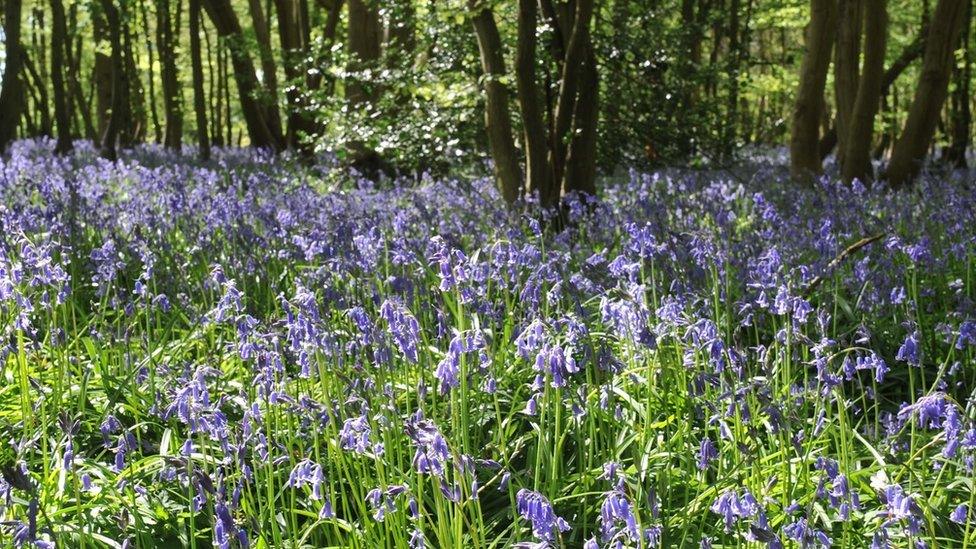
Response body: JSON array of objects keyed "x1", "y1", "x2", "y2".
[
  {"x1": 841, "y1": 0, "x2": 887, "y2": 183},
  {"x1": 346, "y1": 0, "x2": 385, "y2": 173},
  {"x1": 50, "y1": 0, "x2": 73, "y2": 153},
  {"x1": 246, "y1": 0, "x2": 284, "y2": 139},
  {"x1": 98, "y1": 0, "x2": 126, "y2": 160},
  {"x1": 203, "y1": 0, "x2": 283, "y2": 150},
  {"x1": 833, "y1": 0, "x2": 862, "y2": 167},
  {"x1": 469, "y1": 1, "x2": 522, "y2": 205},
  {"x1": 158, "y1": 0, "x2": 184, "y2": 149},
  {"x1": 0, "y1": 0, "x2": 25, "y2": 152},
  {"x1": 275, "y1": 0, "x2": 318, "y2": 151},
  {"x1": 886, "y1": 0, "x2": 967, "y2": 187},
  {"x1": 516, "y1": 0, "x2": 551, "y2": 204},
  {"x1": 190, "y1": 0, "x2": 211, "y2": 160},
  {"x1": 943, "y1": 0, "x2": 972, "y2": 168},
  {"x1": 790, "y1": 0, "x2": 837, "y2": 179}
]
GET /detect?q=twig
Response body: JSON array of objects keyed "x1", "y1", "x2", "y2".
[{"x1": 802, "y1": 232, "x2": 886, "y2": 299}]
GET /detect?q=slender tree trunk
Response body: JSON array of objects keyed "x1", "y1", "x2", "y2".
[
  {"x1": 50, "y1": 0, "x2": 73, "y2": 153},
  {"x1": 886, "y1": 0, "x2": 967, "y2": 187},
  {"x1": 842, "y1": 0, "x2": 887, "y2": 183},
  {"x1": 158, "y1": 0, "x2": 184, "y2": 149},
  {"x1": 789, "y1": 0, "x2": 837, "y2": 179},
  {"x1": 120, "y1": 14, "x2": 145, "y2": 146},
  {"x1": 347, "y1": 0, "x2": 385, "y2": 174},
  {"x1": 834, "y1": 0, "x2": 862, "y2": 166},
  {"x1": 819, "y1": 31, "x2": 926, "y2": 160},
  {"x1": 137, "y1": 0, "x2": 162, "y2": 142},
  {"x1": 203, "y1": 0, "x2": 282, "y2": 150},
  {"x1": 93, "y1": 8, "x2": 114, "y2": 140},
  {"x1": 275, "y1": 0, "x2": 314, "y2": 150},
  {"x1": 944, "y1": 0, "x2": 972, "y2": 167},
  {"x1": 99, "y1": 0, "x2": 125, "y2": 160},
  {"x1": 205, "y1": 21, "x2": 222, "y2": 146},
  {"x1": 247, "y1": 0, "x2": 284, "y2": 139},
  {"x1": 66, "y1": 5, "x2": 96, "y2": 140},
  {"x1": 724, "y1": 0, "x2": 741, "y2": 159},
  {"x1": 23, "y1": 52, "x2": 52, "y2": 137},
  {"x1": 0, "y1": 0, "x2": 25, "y2": 151},
  {"x1": 469, "y1": 2, "x2": 522, "y2": 205},
  {"x1": 549, "y1": 0, "x2": 595, "y2": 195},
  {"x1": 562, "y1": 46, "x2": 599, "y2": 197},
  {"x1": 516, "y1": 0, "x2": 553, "y2": 203},
  {"x1": 190, "y1": 0, "x2": 211, "y2": 160}
]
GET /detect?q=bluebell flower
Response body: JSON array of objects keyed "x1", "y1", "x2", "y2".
[
  {"x1": 896, "y1": 332, "x2": 920, "y2": 366},
  {"x1": 950, "y1": 503, "x2": 969, "y2": 524},
  {"x1": 380, "y1": 299, "x2": 421, "y2": 363},
  {"x1": 516, "y1": 489, "x2": 570, "y2": 541},
  {"x1": 286, "y1": 459, "x2": 325, "y2": 500}
]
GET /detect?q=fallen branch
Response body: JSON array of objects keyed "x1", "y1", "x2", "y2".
[{"x1": 802, "y1": 232, "x2": 886, "y2": 299}]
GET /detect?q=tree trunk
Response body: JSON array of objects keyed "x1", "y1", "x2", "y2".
[
  {"x1": 122, "y1": 15, "x2": 146, "y2": 146},
  {"x1": 247, "y1": 0, "x2": 284, "y2": 139},
  {"x1": 469, "y1": 2, "x2": 522, "y2": 205},
  {"x1": 93, "y1": 7, "x2": 114, "y2": 140},
  {"x1": 516, "y1": 0, "x2": 553, "y2": 204},
  {"x1": 0, "y1": 0, "x2": 25, "y2": 151},
  {"x1": 137, "y1": 0, "x2": 163, "y2": 142},
  {"x1": 789, "y1": 0, "x2": 837, "y2": 179},
  {"x1": 562, "y1": 46, "x2": 599, "y2": 197},
  {"x1": 886, "y1": 0, "x2": 967, "y2": 187},
  {"x1": 65, "y1": 5, "x2": 96, "y2": 140},
  {"x1": 275, "y1": 0, "x2": 315, "y2": 150},
  {"x1": 99, "y1": 0, "x2": 125, "y2": 160},
  {"x1": 819, "y1": 31, "x2": 926, "y2": 160},
  {"x1": 203, "y1": 0, "x2": 283, "y2": 150},
  {"x1": 189, "y1": 0, "x2": 211, "y2": 160},
  {"x1": 22, "y1": 52, "x2": 52, "y2": 137},
  {"x1": 841, "y1": 0, "x2": 887, "y2": 183},
  {"x1": 158, "y1": 0, "x2": 184, "y2": 149},
  {"x1": 833, "y1": 0, "x2": 862, "y2": 166},
  {"x1": 549, "y1": 0, "x2": 595, "y2": 195},
  {"x1": 944, "y1": 0, "x2": 972, "y2": 168},
  {"x1": 50, "y1": 0, "x2": 73, "y2": 153},
  {"x1": 346, "y1": 0, "x2": 385, "y2": 173}
]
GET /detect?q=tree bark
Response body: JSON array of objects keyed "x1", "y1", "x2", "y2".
[
  {"x1": 189, "y1": 0, "x2": 211, "y2": 160},
  {"x1": 137, "y1": 0, "x2": 163, "y2": 142},
  {"x1": 841, "y1": 0, "x2": 887, "y2": 183},
  {"x1": 549, "y1": 0, "x2": 595, "y2": 195},
  {"x1": 158, "y1": 0, "x2": 184, "y2": 149},
  {"x1": 469, "y1": 2, "x2": 522, "y2": 205},
  {"x1": 886, "y1": 0, "x2": 967, "y2": 187},
  {"x1": 833, "y1": 0, "x2": 862, "y2": 166},
  {"x1": 789, "y1": 0, "x2": 837, "y2": 179},
  {"x1": 516, "y1": 0, "x2": 553, "y2": 204},
  {"x1": 0, "y1": 0, "x2": 25, "y2": 151},
  {"x1": 562, "y1": 46, "x2": 599, "y2": 197},
  {"x1": 346, "y1": 0, "x2": 385, "y2": 173},
  {"x1": 275, "y1": 0, "x2": 315, "y2": 150},
  {"x1": 98, "y1": 0, "x2": 125, "y2": 160},
  {"x1": 203, "y1": 0, "x2": 283, "y2": 150},
  {"x1": 247, "y1": 0, "x2": 284, "y2": 139},
  {"x1": 943, "y1": 0, "x2": 972, "y2": 168},
  {"x1": 50, "y1": 0, "x2": 73, "y2": 153}
]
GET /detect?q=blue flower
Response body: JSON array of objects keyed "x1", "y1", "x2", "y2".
[
  {"x1": 950, "y1": 503, "x2": 969, "y2": 524},
  {"x1": 516, "y1": 489, "x2": 570, "y2": 541}
]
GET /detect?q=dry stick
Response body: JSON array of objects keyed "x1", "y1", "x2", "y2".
[{"x1": 803, "y1": 232, "x2": 886, "y2": 298}]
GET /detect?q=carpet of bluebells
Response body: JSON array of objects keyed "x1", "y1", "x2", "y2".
[{"x1": 2, "y1": 139, "x2": 976, "y2": 549}]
